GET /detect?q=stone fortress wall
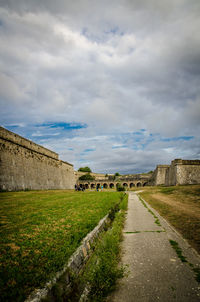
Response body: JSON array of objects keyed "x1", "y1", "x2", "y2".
[
  {"x1": 74, "y1": 171, "x2": 107, "y2": 180},
  {"x1": 0, "y1": 127, "x2": 200, "y2": 191},
  {"x1": 0, "y1": 127, "x2": 75, "y2": 191},
  {"x1": 151, "y1": 159, "x2": 200, "y2": 186},
  {"x1": 76, "y1": 173, "x2": 151, "y2": 189},
  {"x1": 77, "y1": 160, "x2": 200, "y2": 189}
]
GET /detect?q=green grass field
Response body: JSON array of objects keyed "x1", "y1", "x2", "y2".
[{"x1": 0, "y1": 190, "x2": 122, "y2": 302}]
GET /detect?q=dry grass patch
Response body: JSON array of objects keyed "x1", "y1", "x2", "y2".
[
  {"x1": 151, "y1": 193, "x2": 200, "y2": 219},
  {"x1": 139, "y1": 185, "x2": 200, "y2": 254}
]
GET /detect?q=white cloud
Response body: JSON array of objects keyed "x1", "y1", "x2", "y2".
[{"x1": 0, "y1": 0, "x2": 200, "y2": 173}]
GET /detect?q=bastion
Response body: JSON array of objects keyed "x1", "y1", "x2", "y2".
[
  {"x1": 0, "y1": 127, "x2": 75, "y2": 191},
  {"x1": 152, "y1": 159, "x2": 200, "y2": 186}
]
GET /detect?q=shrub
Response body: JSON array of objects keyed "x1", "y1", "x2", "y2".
[
  {"x1": 78, "y1": 167, "x2": 92, "y2": 172},
  {"x1": 116, "y1": 183, "x2": 125, "y2": 191},
  {"x1": 79, "y1": 173, "x2": 95, "y2": 181},
  {"x1": 114, "y1": 172, "x2": 120, "y2": 177}
]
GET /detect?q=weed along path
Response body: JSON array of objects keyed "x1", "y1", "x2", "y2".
[{"x1": 110, "y1": 192, "x2": 200, "y2": 302}]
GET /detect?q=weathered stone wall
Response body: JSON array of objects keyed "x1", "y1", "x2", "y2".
[
  {"x1": 0, "y1": 126, "x2": 58, "y2": 159},
  {"x1": 74, "y1": 171, "x2": 107, "y2": 181},
  {"x1": 0, "y1": 127, "x2": 75, "y2": 191},
  {"x1": 75, "y1": 171, "x2": 152, "y2": 186},
  {"x1": 169, "y1": 159, "x2": 200, "y2": 185},
  {"x1": 165, "y1": 160, "x2": 177, "y2": 186},
  {"x1": 77, "y1": 178, "x2": 150, "y2": 189},
  {"x1": 152, "y1": 159, "x2": 200, "y2": 186},
  {"x1": 150, "y1": 165, "x2": 170, "y2": 186}
]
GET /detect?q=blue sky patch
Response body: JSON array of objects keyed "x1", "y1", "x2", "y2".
[
  {"x1": 83, "y1": 148, "x2": 96, "y2": 152},
  {"x1": 3, "y1": 122, "x2": 88, "y2": 146},
  {"x1": 37, "y1": 122, "x2": 87, "y2": 130},
  {"x1": 108, "y1": 26, "x2": 119, "y2": 35},
  {"x1": 161, "y1": 136, "x2": 194, "y2": 142},
  {"x1": 4, "y1": 124, "x2": 22, "y2": 130},
  {"x1": 112, "y1": 145, "x2": 128, "y2": 149}
]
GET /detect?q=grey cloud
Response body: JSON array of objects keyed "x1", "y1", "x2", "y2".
[
  {"x1": 0, "y1": 0, "x2": 200, "y2": 173},
  {"x1": 0, "y1": 73, "x2": 25, "y2": 101}
]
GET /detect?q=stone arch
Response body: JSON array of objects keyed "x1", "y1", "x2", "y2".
[
  {"x1": 136, "y1": 182, "x2": 141, "y2": 187},
  {"x1": 103, "y1": 183, "x2": 108, "y2": 188},
  {"x1": 123, "y1": 183, "x2": 128, "y2": 187},
  {"x1": 85, "y1": 183, "x2": 89, "y2": 189},
  {"x1": 130, "y1": 183, "x2": 135, "y2": 188},
  {"x1": 79, "y1": 184, "x2": 83, "y2": 188},
  {"x1": 91, "y1": 183, "x2": 95, "y2": 189},
  {"x1": 109, "y1": 183, "x2": 114, "y2": 188},
  {"x1": 97, "y1": 183, "x2": 101, "y2": 188},
  {"x1": 143, "y1": 182, "x2": 148, "y2": 187}
]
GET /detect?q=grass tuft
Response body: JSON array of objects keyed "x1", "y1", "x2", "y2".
[
  {"x1": 169, "y1": 239, "x2": 200, "y2": 283},
  {"x1": 193, "y1": 267, "x2": 200, "y2": 283},
  {"x1": 169, "y1": 240, "x2": 187, "y2": 263},
  {"x1": 139, "y1": 196, "x2": 161, "y2": 227}
]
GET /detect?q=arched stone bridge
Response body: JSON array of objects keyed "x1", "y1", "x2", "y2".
[{"x1": 77, "y1": 178, "x2": 149, "y2": 189}]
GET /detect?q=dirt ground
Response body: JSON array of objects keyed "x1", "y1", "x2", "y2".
[{"x1": 151, "y1": 193, "x2": 200, "y2": 220}]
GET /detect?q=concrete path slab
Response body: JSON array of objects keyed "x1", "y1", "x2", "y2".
[{"x1": 110, "y1": 192, "x2": 200, "y2": 302}]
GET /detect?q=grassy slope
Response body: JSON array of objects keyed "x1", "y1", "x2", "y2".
[
  {"x1": 0, "y1": 190, "x2": 121, "y2": 302},
  {"x1": 81, "y1": 194, "x2": 128, "y2": 302},
  {"x1": 139, "y1": 185, "x2": 200, "y2": 254}
]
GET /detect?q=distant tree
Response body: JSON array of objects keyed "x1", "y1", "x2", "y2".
[
  {"x1": 78, "y1": 166, "x2": 92, "y2": 173},
  {"x1": 79, "y1": 173, "x2": 95, "y2": 181},
  {"x1": 114, "y1": 172, "x2": 120, "y2": 176},
  {"x1": 105, "y1": 174, "x2": 108, "y2": 177}
]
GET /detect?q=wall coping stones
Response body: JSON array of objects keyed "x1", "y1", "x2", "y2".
[
  {"x1": 156, "y1": 165, "x2": 170, "y2": 168},
  {"x1": 172, "y1": 159, "x2": 200, "y2": 166}
]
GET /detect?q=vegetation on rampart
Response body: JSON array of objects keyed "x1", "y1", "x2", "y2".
[
  {"x1": 0, "y1": 190, "x2": 123, "y2": 301},
  {"x1": 78, "y1": 166, "x2": 92, "y2": 172},
  {"x1": 114, "y1": 172, "x2": 120, "y2": 177},
  {"x1": 79, "y1": 173, "x2": 95, "y2": 181},
  {"x1": 139, "y1": 185, "x2": 200, "y2": 254}
]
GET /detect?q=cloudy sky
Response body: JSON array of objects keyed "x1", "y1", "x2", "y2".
[{"x1": 0, "y1": 0, "x2": 200, "y2": 174}]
